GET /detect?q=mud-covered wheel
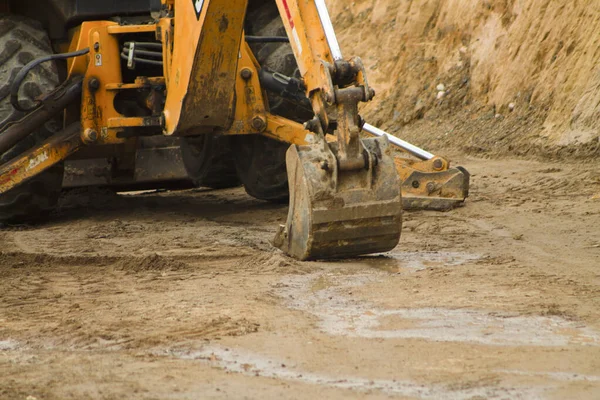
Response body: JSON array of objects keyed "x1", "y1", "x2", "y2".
[
  {"x1": 180, "y1": 134, "x2": 241, "y2": 189},
  {"x1": 0, "y1": 16, "x2": 62, "y2": 223},
  {"x1": 232, "y1": 1, "x2": 314, "y2": 202}
]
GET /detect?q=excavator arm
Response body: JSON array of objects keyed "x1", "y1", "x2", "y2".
[{"x1": 0, "y1": 0, "x2": 467, "y2": 260}]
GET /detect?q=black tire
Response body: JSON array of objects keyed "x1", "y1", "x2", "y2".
[
  {"x1": 180, "y1": 134, "x2": 241, "y2": 189},
  {"x1": 0, "y1": 16, "x2": 62, "y2": 223},
  {"x1": 232, "y1": 1, "x2": 314, "y2": 202}
]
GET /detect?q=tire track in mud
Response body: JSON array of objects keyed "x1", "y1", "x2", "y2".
[{"x1": 167, "y1": 345, "x2": 545, "y2": 400}]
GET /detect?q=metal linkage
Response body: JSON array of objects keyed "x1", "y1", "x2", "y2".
[{"x1": 313, "y1": 0, "x2": 435, "y2": 162}]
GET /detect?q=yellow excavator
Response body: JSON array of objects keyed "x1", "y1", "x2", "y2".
[{"x1": 0, "y1": 0, "x2": 468, "y2": 260}]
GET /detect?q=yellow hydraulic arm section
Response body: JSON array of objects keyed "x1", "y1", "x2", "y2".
[{"x1": 0, "y1": 0, "x2": 468, "y2": 219}]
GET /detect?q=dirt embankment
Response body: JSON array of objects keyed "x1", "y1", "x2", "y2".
[{"x1": 327, "y1": 0, "x2": 600, "y2": 159}]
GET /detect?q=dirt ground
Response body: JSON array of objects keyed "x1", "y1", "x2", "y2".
[
  {"x1": 1, "y1": 153, "x2": 599, "y2": 399},
  {"x1": 2, "y1": 1, "x2": 600, "y2": 398}
]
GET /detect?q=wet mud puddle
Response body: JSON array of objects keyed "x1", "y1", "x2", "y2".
[
  {"x1": 168, "y1": 345, "x2": 544, "y2": 400},
  {"x1": 352, "y1": 250, "x2": 481, "y2": 273},
  {"x1": 276, "y1": 250, "x2": 600, "y2": 346},
  {"x1": 279, "y1": 273, "x2": 600, "y2": 346},
  {"x1": 163, "y1": 251, "x2": 600, "y2": 399}
]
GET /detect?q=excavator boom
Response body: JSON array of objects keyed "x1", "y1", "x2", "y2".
[{"x1": 0, "y1": 0, "x2": 467, "y2": 260}]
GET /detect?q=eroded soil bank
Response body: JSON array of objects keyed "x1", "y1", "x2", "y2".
[{"x1": 329, "y1": 0, "x2": 600, "y2": 159}]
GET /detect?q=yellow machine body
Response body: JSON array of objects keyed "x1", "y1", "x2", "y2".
[{"x1": 0, "y1": 0, "x2": 468, "y2": 259}]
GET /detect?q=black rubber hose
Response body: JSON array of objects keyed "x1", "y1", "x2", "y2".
[
  {"x1": 10, "y1": 47, "x2": 90, "y2": 113},
  {"x1": 245, "y1": 36, "x2": 290, "y2": 43}
]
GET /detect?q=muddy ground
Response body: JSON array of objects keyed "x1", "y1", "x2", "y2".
[{"x1": 1, "y1": 154, "x2": 599, "y2": 399}]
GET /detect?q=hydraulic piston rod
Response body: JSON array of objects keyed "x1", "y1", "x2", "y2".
[
  {"x1": 314, "y1": 0, "x2": 343, "y2": 60},
  {"x1": 362, "y1": 123, "x2": 434, "y2": 161}
]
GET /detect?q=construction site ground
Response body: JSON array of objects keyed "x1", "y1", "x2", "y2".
[
  {"x1": 3, "y1": 0, "x2": 600, "y2": 397},
  {"x1": 1, "y1": 153, "x2": 599, "y2": 399}
]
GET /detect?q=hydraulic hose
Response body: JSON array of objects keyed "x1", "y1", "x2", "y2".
[{"x1": 10, "y1": 47, "x2": 90, "y2": 113}]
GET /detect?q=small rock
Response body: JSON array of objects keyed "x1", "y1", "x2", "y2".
[
  {"x1": 437, "y1": 91, "x2": 446, "y2": 99},
  {"x1": 508, "y1": 102, "x2": 516, "y2": 111},
  {"x1": 436, "y1": 83, "x2": 446, "y2": 92},
  {"x1": 495, "y1": 113, "x2": 502, "y2": 119},
  {"x1": 459, "y1": 46, "x2": 468, "y2": 54}
]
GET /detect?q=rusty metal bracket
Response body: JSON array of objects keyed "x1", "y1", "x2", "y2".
[
  {"x1": 396, "y1": 157, "x2": 470, "y2": 211},
  {"x1": 0, "y1": 123, "x2": 82, "y2": 194},
  {"x1": 0, "y1": 76, "x2": 83, "y2": 156}
]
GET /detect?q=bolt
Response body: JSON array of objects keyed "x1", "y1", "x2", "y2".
[
  {"x1": 324, "y1": 92, "x2": 334, "y2": 104},
  {"x1": 94, "y1": 42, "x2": 100, "y2": 51},
  {"x1": 426, "y1": 182, "x2": 436, "y2": 194},
  {"x1": 240, "y1": 68, "x2": 253, "y2": 80},
  {"x1": 251, "y1": 116, "x2": 266, "y2": 131},
  {"x1": 433, "y1": 158, "x2": 444, "y2": 170},
  {"x1": 368, "y1": 87, "x2": 376, "y2": 99},
  {"x1": 88, "y1": 78, "x2": 100, "y2": 91},
  {"x1": 82, "y1": 128, "x2": 98, "y2": 144},
  {"x1": 412, "y1": 180, "x2": 420, "y2": 189}
]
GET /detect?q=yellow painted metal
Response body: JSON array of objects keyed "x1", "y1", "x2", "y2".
[
  {"x1": 157, "y1": 17, "x2": 174, "y2": 84},
  {"x1": 272, "y1": 0, "x2": 338, "y2": 129},
  {"x1": 274, "y1": 0, "x2": 333, "y2": 93},
  {"x1": 262, "y1": 114, "x2": 317, "y2": 145},
  {"x1": 395, "y1": 156, "x2": 450, "y2": 181},
  {"x1": 67, "y1": 22, "x2": 131, "y2": 144},
  {"x1": 106, "y1": 117, "x2": 162, "y2": 129},
  {"x1": 223, "y1": 41, "x2": 267, "y2": 136},
  {"x1": 162, "y1": 0, "x2": 248, "y2": 135},
  {"x1": 58, "y1": 1, "x2": 329, "y2": 146},
  {"x1": 106, "y1": 25, "x2": 157, "y2": 34},
  {"x1": 394, "y1": 155, "x2": 469, "y2": 210},
  {"x1": 0, "y1": 124, "x2": 81, "y2": 194},
  {"x1": 105, "y1": 77, "x2": 166, "y2": 91}
]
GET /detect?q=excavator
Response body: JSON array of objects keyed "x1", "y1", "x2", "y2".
[{"x1": 0, "y1": 0, "x2": 469, "y2": 260}]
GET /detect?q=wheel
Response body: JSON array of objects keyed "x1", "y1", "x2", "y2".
[
  {"x1": 0, "y1": 16, "x2": 62, "y2": 223},
  {"x1": 180, "y1": 134, "x2": 241, "y2": 189},
  {"x1": 232, "y1": 1, "x2": 314, "y2": 202}
]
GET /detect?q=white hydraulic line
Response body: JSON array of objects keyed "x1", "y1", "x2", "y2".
[
  {"x1": 362, "y1": 123, "x2": 434, "y2": 161},
  {"x1": 314, "y1": 0, "x2": 343, "y2": 60}
]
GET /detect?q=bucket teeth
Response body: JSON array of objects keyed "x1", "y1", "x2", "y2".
[{"x1": 274, "y1": 136, "x2": 402, "y2": 260}]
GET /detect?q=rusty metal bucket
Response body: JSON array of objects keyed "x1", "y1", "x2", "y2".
[{"x1": 274, "y1": 135, "x2": 402, "y2": 260}]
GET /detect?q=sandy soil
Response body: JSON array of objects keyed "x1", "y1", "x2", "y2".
[
  {"x1": 1, "y1": 154, "x2": 599, "y2": 399},
  {"x1": 328, "y1": 0, "x2": 600, "y2": 156}
]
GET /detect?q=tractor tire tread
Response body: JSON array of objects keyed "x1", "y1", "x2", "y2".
[{"x1": 0, "y1": 16, "x2": 62, "y2": 224}]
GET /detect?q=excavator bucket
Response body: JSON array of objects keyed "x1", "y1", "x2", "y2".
[{"x1": 274, "y1": 136, "x2": 402, "y2": 260}]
